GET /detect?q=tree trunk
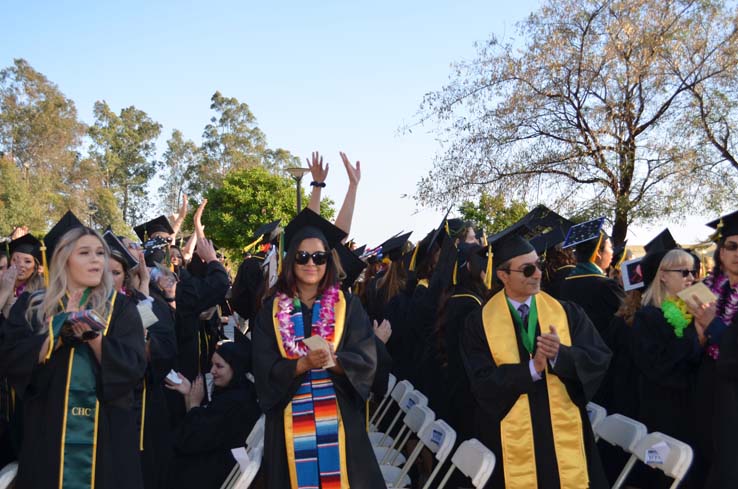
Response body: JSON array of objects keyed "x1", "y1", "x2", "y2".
[{"x1": 611, "y1": 207, "x2": 628, "y2": 247}]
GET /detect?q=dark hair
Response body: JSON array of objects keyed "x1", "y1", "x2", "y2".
[
  {"x1": 110, "y1": 251, "x2": 133, "y2": 292},
  {"x1": 542, "y1": 247, "x2": 575, "y2": 288},
  {"x1": 377, "y1": 260, "x2": 407, "y2": 302},
  {"x1": 614, "y1": 289, "x2": 643, "y2": 327},
  {"x1": 275, "y1": 236, "x2": 344, "y2": 297},
  {"x1": 416, "y1": 242, "x2": 440, "y2": 281},
  {"x1": 574, "y1": 235, "x2": 608, "y2": 263}
]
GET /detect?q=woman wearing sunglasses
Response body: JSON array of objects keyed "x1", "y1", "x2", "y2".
[
  {"x1": 252, "y1": 208, "x2": 383, "y2": 489},
  {"x1": 0, "y1": 211, "x2": 147, "y2": 489},
  {"x1": 632, "y1": 247, "x2": 709, "y2": 488}
]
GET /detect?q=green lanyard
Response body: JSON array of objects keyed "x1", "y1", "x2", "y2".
[{"x1": 506, "y1": 296, "x2": 539, "y2": 355}]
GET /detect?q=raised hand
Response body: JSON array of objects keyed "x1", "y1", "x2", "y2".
[
  {"x1": 307, "y1": 151, "x2": 329, "y2": 183},
  {"x1": 339, "y1": 152, "x2": 361, "y2": 187},
  {"x1": 195, "y1": 238, "x2": 218, "y2": 264},
  {"x1": 10, "y1": 226, "x2": 28, "y2": 240},
  {"x1": 194, "y1": 199, "x2": 208, "y2": 239}
]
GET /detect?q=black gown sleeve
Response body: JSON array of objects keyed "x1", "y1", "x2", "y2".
[
  {"x1": 176, "y1": 261, "x2": 230, "y2": 316},
  {"x1": 550, "y1": 301, "x2": 612, "y2": 401},
  {"x1": 716, "y1": 320, "x2": 738, "y2": 381},
  {"x1": 146, "y1": 297, "x2": 178, "y2": 383},
  {"x1": 98, "y1": 296, "x2": 147, "y2": 402}
]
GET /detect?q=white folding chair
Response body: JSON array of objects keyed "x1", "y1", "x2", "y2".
[
  {"x1": 436, "y1": 438, "x2": 496, "y2": 489},
  {"x1": 369, "y1": 373, "x2": 397, "y2": 428},
  {"x1": 375, "y1": 404, "x2": 435, "y2": 469},
  {"x1": 595, "y1": 413, "x2": 648, "y2": 486},
  {"x1": 613, "y1": 432, "x2": 693, "y2": 489},
  {"x1": 0, "y1": 462, "x2": 17, "y2": 489},
  {"x1": 371, "y1": 387, "x2": 426, "y2": 450},
  {"x1": 246, "y1": 415, "x2": 265, "y2": 457},
  {"x1": 220, "y1": 415, "x2": 266, "y2": 489},
  {"x1": 586, "y1": 402, "x2": 607, "y2": 440},
  {"x1": 370, "y1": 379, "x2": 412, "y2": 436}
]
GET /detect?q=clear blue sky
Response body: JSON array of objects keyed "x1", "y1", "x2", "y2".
[{"x1": 2, "y1": 0, "x2": 713, "y2": 246}]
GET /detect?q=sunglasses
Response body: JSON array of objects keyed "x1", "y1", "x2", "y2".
[
  {"x1": 501, "y1": 260, "x2": 544, "y2": 278},
  {"x1": 723, "y1": 241, "x2": 738, "y2": 252},
  {"x1": 663, "y1": 269, "x2": 698, "y2": 278},
  {"x1": 295, "y1": 251, "x2": 330, "y2": 266}
]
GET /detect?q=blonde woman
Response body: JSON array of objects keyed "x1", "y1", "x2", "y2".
[
  {"x1": 632, "y1": 248, "x2": 706, "y2": 488},
  {"x1": 0, "y1": 213, "x2": 146, "y2": 489}
]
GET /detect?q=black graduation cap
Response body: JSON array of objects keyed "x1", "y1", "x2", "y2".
[
  {"x1": 446, "y1": 218, "x2": 470, "y2": 238},
  {"x1": 352, "y1": 245, "x2": 366, "y2": 257},
  {"x1": 283, "y1": 208, "x2": 347, "y2": 251},
  {"x1": 103, "y1": 229, "x2": 138, "y2": 270},
  {"x1": 641, "y1": 229, "x2": 680, "y2": 287},
  {"x1": 562, "y1": 217, "x2": 606, "y2": 249},
  {"x1": 706, "y1": 210, "x2": 738, "y2": 241},
  {"x1": 529, "y1": 227, "x2": 568, "y2": 255},
  {"x1": 410, "y1": 208, "x2": 452, "y2": 271},
  {"x1": 489, "y1": 230, "x2": 536, "y2": 266},
  {"x1": 8, "y1": 233, "x2": 42, "y2": 263},
  {"x1": 252, "y1": 220, "x2": 281, "y2": 242},
  {"x1": 133, "y1": 215, "x2": 174, "y2": 243},
  {"x1": 43, "y1": 210, "x2": 85, "y2": 266},
  {"x1": 336, "y1": 243, "x2": 367, "y2": 290},
  {"x1": 612, "y1": 240, "x2": 629, "y2": 270},
  {"x1": 381, "y1": 232, "x2": 413, "y2": 262}
]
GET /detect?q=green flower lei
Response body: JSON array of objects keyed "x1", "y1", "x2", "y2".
[{"x1": 662, "y1": 296, "x2": 693, "y2": 338}]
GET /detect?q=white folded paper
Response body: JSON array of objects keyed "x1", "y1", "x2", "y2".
[{"x1": 302, "y1": 335, "x2": 335, "y2": 368}]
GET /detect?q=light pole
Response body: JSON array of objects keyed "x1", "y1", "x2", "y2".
[{"x1": 285, "y1": 167, "x2": 310, "y2": 215}]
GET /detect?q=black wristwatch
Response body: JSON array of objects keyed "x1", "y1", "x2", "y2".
[{"x1": 310, "y1": 181, "x2": 326, "y2": 188}]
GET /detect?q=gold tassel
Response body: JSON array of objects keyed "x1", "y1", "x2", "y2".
[
  {"x1": 242, "y1": 235, "x2": 264, "y2": 254},
  {"x1": 408, "y1": 242, "x2": 420, "y2": 272},
  {"x1": 708, "y1": 218, "x2": 724, "y2": 243},
  {"x1": 589, "y1": 232, "x2": 604, "y2": 264},
  {"x1": 484, "y1": 245, "x2": 493, "y2": 290},
  {"x1": 139, "y1": 378, "x2": 147, "y2": 451},
  {"x1": 452, "y1": 259, "x2": 458, "y2": 285},
  {"x1": 40, "y1": 239, "x2": 49, "y2": 288},
  {"x1": 277, "y1": 234, "x2": 284, "y2": 275}
]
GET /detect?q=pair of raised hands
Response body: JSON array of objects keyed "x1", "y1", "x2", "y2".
[{"x1": 306, "y1": 152, "x2": 361, "y2": 187}]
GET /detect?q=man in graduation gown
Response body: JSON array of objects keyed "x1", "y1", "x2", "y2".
[{"x1": 461, "y1": 233, "x2": 611, "y2": 489}]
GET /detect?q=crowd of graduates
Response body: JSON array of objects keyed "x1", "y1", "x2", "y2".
[{"x1": 0, "y1": 152, "x2": 737, "y2": 489}]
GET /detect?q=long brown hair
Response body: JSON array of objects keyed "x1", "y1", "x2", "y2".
[{"x1": 377, "y1": 260, "x2": 407, "y2": 302}]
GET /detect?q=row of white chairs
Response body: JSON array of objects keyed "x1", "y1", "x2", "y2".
[
  {"x1": 587, "y1": 402, "x2": 693, "y2": 489},
  {"x1": 368, "y1": 374, "x2": 496, "y2": 488}
]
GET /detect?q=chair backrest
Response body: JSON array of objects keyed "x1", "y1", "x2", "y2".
[
  {"x1": 420, "y1": 419, "x2": 457, "y2": 461},
  {"x1": 631, "y1": 432, "x2": 694, "y2": 481},
  {"x1": 385, "y1": 373, "x2": 397, "y2": 398},
  {"x1": 596, "y1": 414, "x2": 648, "y2": 452},
  {"x1": 403, "y1": 404, "x2": 435, "y2": 435},
  {"x1": 391, "y1": 379, "x2": 413, "y2": 403},
  {"x1": 450, "y1": 439, "x2": 496, "y2": 488},
  {"x1": 246, "y1": 415, "x2": 265, "y2": 451},
  {"x1": 0, "y1": 462, "x2": 18, "y2": 489},
  {"x1": 400, "y1": 390, "x2": 428, "y2": 414},
  {"x1": 586, "y1": 402, "x2": 607, "y2": 432}
]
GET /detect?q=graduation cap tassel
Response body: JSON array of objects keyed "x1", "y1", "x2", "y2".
[
  {"x1": 452, "y1": 259, "x2": 458, "y2": 286},
  {"x1": 277, "y1": 233, "x2": 284, "y2": 275},
  {"x1": 588, "y1": 231, "x2": 604, "y2": 264},
  {"x1": 242, "y1": 235, "x2": 264, "y2": 254},
  {"x1": 708, "y1": 218, "x2": 724, "y2": 243},
  {"x1": 40, "y1": 240, "x2": 49, "y2": 288},
  {"x1": 484, "y1": 245, "x2": 493, "y2": 290},
  {"x1": 408, "y1": 242, "x2": 420, "y2": 272}
]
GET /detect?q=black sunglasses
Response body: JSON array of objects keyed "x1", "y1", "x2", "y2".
[
  {"x1": 723, "y1": 241, "x2": 738, "y2": 252},
  {"x1": 501, "y1": 260, "x2": 544, "y2": 278},
  {"x1": 295, "y1": 251, "x2": 330, "y2": 266},
  {"x1": 663, "y1": 269, "x2": 698, "y2": 278}
]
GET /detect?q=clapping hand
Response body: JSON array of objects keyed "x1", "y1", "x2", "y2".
[
  {"x1": 373, "y1": 319, "x2": 392, "y2": 344},
  {"x1": 536, "y1": 325, "x2": 561, "y2": 360},
  {"x1": 193, "y1": 199, "x2": 207, "y2": 239}
]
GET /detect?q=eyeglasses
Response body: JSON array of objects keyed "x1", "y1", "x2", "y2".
[
  {"x1": 500, "y1": 260, "x2": 544, "y2": 278},
  {"x1": 295, "y1": 251, "x2": 330, "y2": 266},
  {"x1": 723, "y1": 241, "x2": 738, "y2": 252},
  {"x1": 663, "y1": 269, "x2": 698, "y2": 278}
]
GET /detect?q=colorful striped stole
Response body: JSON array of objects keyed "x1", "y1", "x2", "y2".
[{"x1": 290, "y1": 297, "x2": 341, "y2": 489}]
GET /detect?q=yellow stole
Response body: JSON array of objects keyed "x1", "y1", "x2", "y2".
[
  {"x1": 482, "y1": 291, "x2": 588, "y2": 489},
  {"x1": 271, "y1": 291, "x2": 350, "y2": 489}
]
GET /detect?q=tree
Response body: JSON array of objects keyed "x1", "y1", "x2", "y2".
[
  {"x1": 88, "y1": 101, "x2": 162, "y2": 224},
  {"x1": 0, "y1": 58, "x2": 87, "y2": 228},
  {"x1": 159, "y1": 129, "x2": 198, "y2": 215},
  {"x1": 415, "y1": 0, "x2": 738, "y2": 245},
  {"x1": 458, "y1": 192, "x2": 529, "y2": 234},
  {"x1": 199, "y1": 166, "x2": 335, "y2": 258},
  {"x1": 187, "y1": 91, "x2": 300, "y2": 197}
]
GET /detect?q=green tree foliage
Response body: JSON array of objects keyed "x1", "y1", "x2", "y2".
[
  {"x1": 416, "y1": 0, "x2": 738, "y2": 245},
  {"x1": 159, "y1": 129, "x2": 198, "y2": 215},
  {"x1": 458, "y1": 192, "x2": 528, "y2": 234},
  {"x1": 187, "y1": 91, "x2": 300, "y2": 197},
  {"x1": 200, "y1": 166, "x2": 334, "y2": 258},
  {"x1": 88, "y1": 101, "x2": 162, "y2": 224},
  {"x1": 0, "y1": 58, "x2": 87, "y2": 229}
]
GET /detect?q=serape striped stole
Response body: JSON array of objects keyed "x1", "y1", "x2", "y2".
[{"x1": 272, "y1": 292, "x2": 349, "y2": 489}]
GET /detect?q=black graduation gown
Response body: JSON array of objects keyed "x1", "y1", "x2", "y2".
[
  {"x1": 131, "y1": 292, "x2": 178, "y2": 489},
  {"x1": 706, "y1": 316, "x2": 738, "y2": 488},
  {"x1": 543, "y1": 264, "x2": 574, "y2": 300},
  {"x1": 461, "y1": 299, "x2": 611, "y2": 489},
  {"x1": 382, "y1": 286, "x2": 414, "y2": 381},
  {"x1": 167, "y1": 379, "x2": 261, "y2": 489},
  {"x1": 229, "y1": 256, "x2": 265, "y2": 326},
  {"x1": 631, "y1": 305, "x2": 704, "y2": 488},
  {"x1": 252, "y1": 293, "x2": 384, "y2": 489},
  {"x1": 0, "y1": 292, "x2": 147, "y2": 489},
  {"x1": 559, "y1": 271, "x2": 624, "y2": 408}
]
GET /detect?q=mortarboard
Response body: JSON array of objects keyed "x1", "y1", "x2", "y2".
[
  {"x1": 283, "y1": 208, "x2": 347, "y2": 252},
  {"x1": 529, "y1": 227, "x2": 568, "y2": 256},
  {"x1": 641, "y1": 229, "x2": 680, "y2": 287},
  {"x1": 611, "y1": 240, "x2": 629, "y2": 270},
  {"x1": 706, "y1": 210, "x2": 738, "y2": 241},
  {"x1": 381, "y1": 232, "x2": 413, "y2": 262},
  {"x1": 43, "y1": 210, "x2": 85, "y2": 268},
  {"x1": 103, "y1": 229, "x2": 139, "y2": 270},
  {"x1": 336, "y1": 243, "x2": 367, "y2": 290},
  {"x1": 243, "y1": 220, "x2": 281, "y2": 255},
  {"x1": 562, "y1": 217, "x2": 606, "y2": 249},
  {"x1": 133, "y1": 215, "x2": 174, "y2": 243},
  {"x1": 409, "y1": 208, "x2": 453, "y2": 272},
  {"x1": 352, "y1": 245, "x2": 366, "y2": 257},
  {"x1": 8, "y1": 234, "x2": 42, "y2": 263}
]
